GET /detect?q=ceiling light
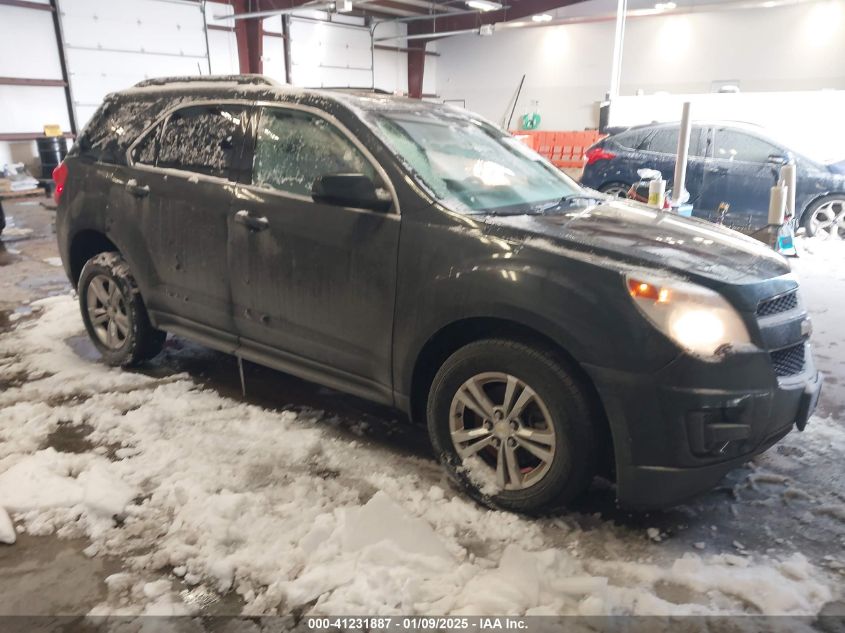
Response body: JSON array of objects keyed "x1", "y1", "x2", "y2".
[
  {"x1": 654, "y1": 1, "x2": 677, "y2": 9},
  {"x1": 466, "y1": 0, "x2": 503, "y2": 11},
  {"x1": 761, "y1": 1, "x2": 776, "y2": 6},
  {"x1": 532, "y1": 13, "x2": 553, "y2": 21}
]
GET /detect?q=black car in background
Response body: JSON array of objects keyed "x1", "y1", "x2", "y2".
[
  {"x1": 55, "y1": 76, "x2": 821, "y2": 512},
  {"x1": 581, "y1": 121, "x2": 845, "y2": 238}
]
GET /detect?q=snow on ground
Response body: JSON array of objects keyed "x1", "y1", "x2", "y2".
[{"x1": 0, "y1": 281, "x2": 843, "y2": 617}]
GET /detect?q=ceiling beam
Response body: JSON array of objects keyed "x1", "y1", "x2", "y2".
[
  {"x1": 355, "y1": 1, "x2": 421, "y2": 15},
  {"x1": 407, "y1": 0, "x2": 589, "y2": 37},
  {"x1": 376, "y1": 0, "x2": 453, "y2": 11}
]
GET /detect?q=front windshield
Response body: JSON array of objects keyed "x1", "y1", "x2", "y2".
[{"x1": 368, "y1": 109, "x2": 583, "y2": 215}]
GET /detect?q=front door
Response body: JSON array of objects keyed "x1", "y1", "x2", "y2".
[
  {"x1": 697, "y1": 126, "x2": 782, "y2": 230},
  {"x1": 229, "y1": 105, "x2": 400, "y2": 399},
  {"x1": 123, "y1": 102, "x2": 250, "y2": 338}
]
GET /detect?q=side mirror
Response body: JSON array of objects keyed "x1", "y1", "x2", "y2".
[
  {"x1": 767, "y1": 153, "x2": 788, "y2": 166},
  {"x1": 311, "y1": 174, "x2": 392, "y2": 213}
]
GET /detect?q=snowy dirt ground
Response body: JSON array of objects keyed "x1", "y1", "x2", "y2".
[{"x1": 1, "y1": 200, "x2": 844, "y2": 622}]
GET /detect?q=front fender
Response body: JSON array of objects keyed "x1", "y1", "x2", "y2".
[{"x1": 392, "y1": 218, "x2": 679, "y2": 400}]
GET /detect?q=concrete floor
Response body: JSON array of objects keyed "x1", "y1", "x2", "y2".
[{"x1": 1, "y1": 197, "x2": 844, "y2": 616}]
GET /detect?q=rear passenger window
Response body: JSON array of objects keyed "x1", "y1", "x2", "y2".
[
  {"x1": 643, "y1": 126, "x2": 705, "y2": 157},
  {"x1": 612, "y1": 129, "x2": 650, "y2": 150},
  {"x1": 157, "y1": 105, "x2": 247, "y2": 179},
  {"x1": 132, "y1": 122, "x2": 162, "y2": 166},
  {"x1": 645, "y1": 128, "x2": 679, "y2": 154},
  {"x1": 253, "y1": 108, "x2": 377, "y2": 197}
]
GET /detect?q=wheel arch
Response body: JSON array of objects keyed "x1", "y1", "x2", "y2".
[
  {"x1": 68, "y1": 229, "x2": 120, "y2": 287},
  {"x1": 799, "y1": 191, "x2": 845, "y2": 223},
  {"x1": 407, "y1": 316, "x2": 616, "y2": 477}
]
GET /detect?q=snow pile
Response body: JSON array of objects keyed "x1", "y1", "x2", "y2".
[{"x1": 0, "y1": 294, "x2": 840, "y2": 616}]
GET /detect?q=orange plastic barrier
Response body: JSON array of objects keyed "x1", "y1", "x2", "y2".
[{"x1": 511, "y1": 130, "x2": 606, "y2": 169}]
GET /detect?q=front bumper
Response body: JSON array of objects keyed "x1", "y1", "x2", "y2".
[{"x1": 586, "y1": 351, "x2": 822, "y2": 509}]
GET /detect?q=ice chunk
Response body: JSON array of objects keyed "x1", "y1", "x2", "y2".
[
  {"x1": 0, "y1": 506, "x2": 15, "y2": 544},
  {"x1": 341, "y1": 491, "x2": 450, "y2": 560},
  {"x1": 0, "y1": 450, "x2": 84, "y2": 511},
  {"x1": 79, "y1": 463, "x2": 137, "y2": 517}
]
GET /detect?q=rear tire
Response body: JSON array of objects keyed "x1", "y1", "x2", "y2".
[
  {"x1": 78, "y1": 252, "x2": 165, "y2": 367},
  {"x1": 599, "y1": 182, "x2": 630, "y2": 198},
  {"x1": 427, "y1": 339, "x2": 598, "y2": 514}
]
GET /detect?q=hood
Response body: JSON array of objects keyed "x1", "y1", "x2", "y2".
[{"x1": 483, "y1": 200, "x2": 790, "y2": 285}]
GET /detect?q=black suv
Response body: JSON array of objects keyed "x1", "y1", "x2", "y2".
[{"x1": 55, "y1": 76, "x2": 821, "y2": 512}]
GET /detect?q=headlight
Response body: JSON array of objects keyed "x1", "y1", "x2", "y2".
[{"x1": 626, "y1": 274, "x2": 752, "y2": 359}]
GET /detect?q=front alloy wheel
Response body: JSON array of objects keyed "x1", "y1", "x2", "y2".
[
  {"x1": 449, "y1": 372, "x2": 556, "y2": 491},
  {"x1": 808, "y1": 198, "x2": 845, "y2": 240},
  {"x1": 427, "y1": 339, "x2": 599, "y2": 514}
]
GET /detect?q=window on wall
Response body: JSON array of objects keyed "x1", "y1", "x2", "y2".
[
  {"x1": 253, "y1": 108, "x2": 377, "y2": 197},
  {"x1": 157, "y1": 105, "x2": 247, "y2": 178},
  {"x1": 712, "y1": 128, "x2": 778, "y2": 163}
]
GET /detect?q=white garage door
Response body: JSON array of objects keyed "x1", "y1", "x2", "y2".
[{"x1": 59, "y1": 0, "x2": 237, "y2": 129}]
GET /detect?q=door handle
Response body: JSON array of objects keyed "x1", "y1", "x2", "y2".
[
  {"x1": 234, "y1": 209, "x2": 270, "y2": 232},
  {"x1": 125, "y1": 181, "x2": 150, "y2": 197},
  {"x1": 708, "y1": 166, "x2": 729, "y2": 175}
]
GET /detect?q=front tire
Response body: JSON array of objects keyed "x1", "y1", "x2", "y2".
[
  {"x1": 427, "y1": 339, "x2": 598, "y2": 514},
  {"x1": 802, "y1": 195, "x2": 845, "y2": 239},
  {"x1": 78, "y1": 252, "x2": 165, "y2": 367}
]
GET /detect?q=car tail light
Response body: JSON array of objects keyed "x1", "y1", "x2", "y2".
[
  {"x1": 585, "y1": 146, "x2": 616, "y2": 165},
  {"x1": 53, "y1": 162, "x2": 68, "y2": 203}
]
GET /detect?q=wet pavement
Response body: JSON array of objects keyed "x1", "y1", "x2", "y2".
[{"x1": 1, "y1": 197, "x2": 843, "y2": 615}]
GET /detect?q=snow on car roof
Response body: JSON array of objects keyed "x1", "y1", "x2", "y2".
[{"x1": 118, "y1": 75, "x2": 467, "y2": 117}]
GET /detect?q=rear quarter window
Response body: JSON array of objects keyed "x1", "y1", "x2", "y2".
[{"x1": 76, "y1": 94, "x2": 189, "y2": 165}]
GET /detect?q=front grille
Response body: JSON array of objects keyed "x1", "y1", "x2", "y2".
[
  {"x1": 757, "y1": 291, "x2": 798, "y2": 317},
  {"x1": 770, "y1": 343, "x2": 806, "y2": 377}
]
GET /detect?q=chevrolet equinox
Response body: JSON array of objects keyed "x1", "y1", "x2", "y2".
[{"x1": 55, "y1": 75, "x2": 822, "y2": 512}]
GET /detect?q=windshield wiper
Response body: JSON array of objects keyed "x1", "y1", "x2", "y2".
[
  {"x1": 558, "y1": 193, "x2": 606, "y2": 204},
  {"x1": 533, "y1": 193, "x2": 605, "y2": 214}
]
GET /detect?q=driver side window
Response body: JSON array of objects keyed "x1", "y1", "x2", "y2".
[
  {"x1": 712, "y1": 129, "x2": 778, "y2": 163},
  {"x1": 253, "y1": 108, "x2": 377, "y2": 197}
]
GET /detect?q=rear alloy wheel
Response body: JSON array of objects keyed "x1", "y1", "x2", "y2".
[
  {"x1": 599, "y1": 182, "x2": 630, "y2": 198},
  {"x1": 86, "y1": 274, "x2": 130, "y2": 350},
  {"x1": 78, "y1": 252, "x2": 166, "y2": 367},
  {"x1": 427, "y1": 339, "x2": 598, "y2": 514},
  {"x1": 804, "y1": 196, "x2": 845, "y2": 240}
]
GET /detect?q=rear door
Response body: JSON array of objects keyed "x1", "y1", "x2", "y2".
[
  {"x1": 228, "y1": 104, "x2": 400, "y2": 400},
  {"x1": 124, "y1": 102, "x2": 250, "y2": 340},
  {"x1": 697, "y1": 126, "x2": 782, "y2": 230},
  {"x1": 639, "y1": 124, "x2": 707, "y2": 207}
]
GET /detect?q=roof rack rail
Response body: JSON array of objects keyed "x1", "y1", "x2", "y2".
[
  {"x1": 319, "y1": 87, "x2": 394, "y2": 94},
  {"x1": 133, "y1": 75, "x2": 276, "y2": 89}
]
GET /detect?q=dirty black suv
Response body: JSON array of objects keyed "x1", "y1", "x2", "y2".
[{"x1": 55, "y1": 76, "x2": 822, "y2": 512}]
